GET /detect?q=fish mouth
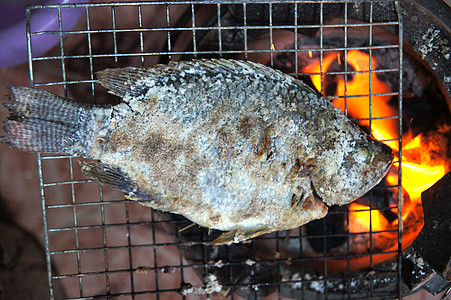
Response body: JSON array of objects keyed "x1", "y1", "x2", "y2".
[
  {"x1": 310, "y1": 180, "x2": 324, "y2": 203},
  {"x1": 377, "y1": 143, "x2": 395, "y2": 174},
  {"x1": 354, "y1": 148, "x2": 394, "y2": 201},
  {"x1": 380, "y1": 153, "x2": 394, "y2": 180}
]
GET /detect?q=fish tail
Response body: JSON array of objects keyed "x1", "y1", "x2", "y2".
[{"x1": 2, "y1": 85, "x2": 94, "y2": 156}]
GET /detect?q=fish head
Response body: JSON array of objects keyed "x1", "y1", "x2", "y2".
[{"x1": 312, "y1": 136, "x2": 394, "y2": 206}]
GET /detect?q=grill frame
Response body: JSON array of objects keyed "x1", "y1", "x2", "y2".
[{"x1": 24, "y1": 1, "x2": 406, "y2": 299}]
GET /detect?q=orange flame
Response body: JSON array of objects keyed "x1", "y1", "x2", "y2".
[
  {"x1": 302, "y1": 50, "x2": 449, "y2": 259},
  {"x1": 303, "y1": 50, "x2": 398, "y2": 148},
  {"x1": 348, "y1": 203, "x2": 389, "y2": 232},
  {"x1": 395, "y1": 161, "x2": 445, "y2": 201}
]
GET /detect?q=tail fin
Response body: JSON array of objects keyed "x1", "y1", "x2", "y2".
[{"x1": 2, "y1": 86, "x2": 94, "y2": 155}]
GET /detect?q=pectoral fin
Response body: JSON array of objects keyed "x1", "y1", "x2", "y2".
[
  {"x1": 209, "y1": 226, "x2": 273, "y2": 245},
  {"x1": 80, "y1": 160, "x2": 155, "y2": 203}
]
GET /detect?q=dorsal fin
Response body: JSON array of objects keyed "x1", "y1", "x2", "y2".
[
  {"x1": 96, "y1": 59, "x2": 293, "y2": 99},
  {"x1": 96, "y1": 67, "x2": 152, "y2": 98}
]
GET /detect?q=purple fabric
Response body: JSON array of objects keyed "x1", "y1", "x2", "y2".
[{"x1": 0, "y1": 0, "x2": 84, "y2": 68}]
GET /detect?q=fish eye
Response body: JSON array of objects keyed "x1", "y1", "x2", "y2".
[
  {"x1": 360, "y1": 147, "x2": 369, "y2": 159},
  {"x1": 354, "y1": 143, "x2": 371, "y2": 163}
]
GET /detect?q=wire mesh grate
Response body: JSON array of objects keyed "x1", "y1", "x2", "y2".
[{"x1": 26, "y1": 1, "x2": 404, "y2": 299}]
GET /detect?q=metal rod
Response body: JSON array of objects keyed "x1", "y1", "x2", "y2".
[
  {"x1": 27, "y1": 4, "x2": 55, "y2": 299},
  {"x1": 27, "y1": 0, "x2": 394, "y2": 8},
  {"x1": 191, "y1": 3, "x2": 197, "y2": 57},
  {"x1": 395, "y1": 1, "x2": 404, "y2": 299},
  {"x1": 29, "y1": 21, "x2": 401, "y2": 36},
  {"x1": 30, "y1": 45, "x2": 401, "y2": 63}
]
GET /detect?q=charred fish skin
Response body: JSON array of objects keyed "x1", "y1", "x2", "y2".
[{"x1": 2, "y1": 59, "x2": 393, "y2": 244}]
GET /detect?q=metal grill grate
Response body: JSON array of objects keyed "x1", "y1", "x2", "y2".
[{"x1": 26, "y1": 1, "x2": 404, "y2": 299}]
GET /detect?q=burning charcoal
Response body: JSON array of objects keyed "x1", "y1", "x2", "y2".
[
  {"x1": 305, "y1": 179, "x2": 399, "y2": 255},
  {"x1": 305, "y1": 206, "x2": 348, "y2": 253},
  {"x1": 308, "y1": 55, "x2": 358, "y2": 97},
  {"x1": 402, "y1": 248, "x2": 450, "y2": 295},
  {"x1": 402, "y1": 97, "x2": 436, "y2": 137},
  {"x1": 355, "y1": 180, "x2": 398, "y2": 224},
  {"x1": 418, "y1": 129, "x2": 451, "y2": 169},
  {"x1": 402, "y1": 97, "x2": 451, "y2": 138},
  {"x1": 412, "y1": 172, "x2": 451, "y2": 282}
]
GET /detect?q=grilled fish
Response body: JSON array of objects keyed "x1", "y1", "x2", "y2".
[{"x1": 2, "y1": 59, "x2": 393, "y2": 244}]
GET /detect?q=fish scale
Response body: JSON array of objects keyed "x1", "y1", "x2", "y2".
[{"x1": 2, "y1": 58, "x2": 393, "y2": 244}]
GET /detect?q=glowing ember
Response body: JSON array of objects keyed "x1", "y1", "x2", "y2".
[
  {"x1": 302, "y1": 50, "x2": 449, "y2": 259},
  {"x1": 348, "y1": 203, "x2": 389, "y2": 233}
]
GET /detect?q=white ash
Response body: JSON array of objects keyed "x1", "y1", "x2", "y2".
[
  {"x1": 418, "y1": 27, "x2": 450, "y2": 60},
  {"x1": 180, "y1": 274, "x2": 222, "y2": 296},
  {"x1": 310, "y1": 280, "x2": 325, "y2": 294},
  {"x1": 290, "y1": 273, "x2": 303, "y2": 289},
  {"x1": 245, "y1": 259, "x2": 255, "y2": 266},
  {"x1": 214, "y1": 260, "x2": 224, "y2": 268}
]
